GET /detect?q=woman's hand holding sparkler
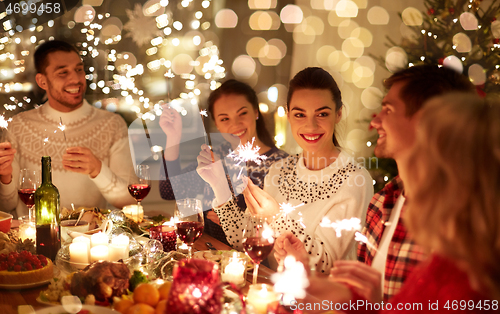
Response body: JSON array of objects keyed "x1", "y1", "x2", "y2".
[
  {"x1": 274, "y1": 231, "x2": 309, "y2": 270},
  {"x1": 0, "y1": 142, "x2": 15, "y2": 184},
  {"x1": 196, "y1": 144, "x2": 231, "y2": 207},
  {"x1": 159, "y1": 105, "x2": 182, "y2": 161},
  {"x1": 243, "y1": 179, "x2": 280, "y2": 219},
  {"x1": 329, "y1": 260, "x2": 383, "y2": 303}
]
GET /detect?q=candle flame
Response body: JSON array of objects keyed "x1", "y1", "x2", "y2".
[
  {"x1": 192, "y1": 288, "x2": 202, "y2": 298},
  {"x1": 320, "y1": 217, "x2": 361, "y2": 237}
]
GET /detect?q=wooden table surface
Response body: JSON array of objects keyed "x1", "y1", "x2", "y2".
[{"x1": 0, "y1": 233, "x2": 274, "y2": 314}]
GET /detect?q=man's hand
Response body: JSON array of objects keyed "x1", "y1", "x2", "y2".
[
  {"x1": 274, "y1": 231, "x2": 309, "y2": 268},
  {"x1": 243, "y1": 179, "x2": 280, "y2": 218},
  {"x1": 329, "y1": 260, "x2": 383, "y2": 303},
  {"x1": 62, "y1": 147, "x2": 102, "y2": 178},
  {"x1": 0, "y1": 142, "x2": 16, "y2": 184}
]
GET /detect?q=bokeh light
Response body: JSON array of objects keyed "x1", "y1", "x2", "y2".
[
  {"x1": 232, "y1": 55, "x2": 256, "y2": 79},
  {"x1": 468, "y1": 64, "x2": 486, "y2": 85},
  {"x1": 443, "y1": 55, "x2": 463, "y2": 73},
  {"x1": 342, "y1": 37, "x2": 364, "y2": 58},
  {"x1": 460, "y1": 12, "x2": 478, "y2": 30},
  {"x1": 215, "y1": 9, "x2": 238, "y2": 28},
  {"x1": 351, "y1": 27, "x2": 373, "y2": 47},
  {"x1": 248, "y1": 0, "x2": 276, "y2": 10},
  {"x1": 338, "y1": 20, "x2": 359, "y2": 39},
  {"x1": 401, "y1": 7, "x2": 423, "y2": 26},
  {"x1": 385, "y1": 46, "x2": 407, "y2": 73},
  {"x1": 316, "y1": 45, "x2": 336, "y2": 66},
  {"x1": 336, "y1": 0, "x2": 359, "y2": 18},
  {"x1": 361, "y1": 87, "x2": 383, "y2": 109},
  {"x1": 367, "y1": 6, "x2": 389, "y2": 25},
  {"x1": 280, "y1": 4, "x2": 303, "y2": 24},
  {"x1": 246, "y1": 37, "x2": 267, "y2": 58},
  {"x1": 452, "y1": 33, "x2": 472, "y2": 53},
  {"x1": 171, "y1": 54, "x2": 194, "y2": 75}
]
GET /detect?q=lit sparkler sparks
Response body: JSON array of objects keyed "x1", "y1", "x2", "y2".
[
  {"x1": 320, "y1": 217, "x2": 362, "y2": 237},
  {"x1": 227, "y1": 137, "x2": 267, "y2": 178},
  {"x1": 0, "y1": 115, "x2": 12, "y2": 129},
  {"x1": 271, "y1": 256, "x2": 310, "y2": 303},
  {"x1": 59, "y1": 117, "x2": 67, "y2": 142},
  {"x1": 354, "y1": 231, "x2": 377, "y2": 252},
  {"x1": 279, "y1": 202, "x2": 305, "y2": 215},
  {"x1": 199, "y1": 109, "x2": 208, "y2": 117}
]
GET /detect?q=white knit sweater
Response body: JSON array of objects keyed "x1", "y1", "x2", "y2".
[
  {"x1": 0, "y1": 101, "x2": 136, "y2": 217},
  {"x1": 214, "y1": 151, "x2": 373, "y2": 273}
]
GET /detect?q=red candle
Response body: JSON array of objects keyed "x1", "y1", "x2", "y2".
[{"x1": 149, "y1": 225, "x2": 177, "y2": 252}]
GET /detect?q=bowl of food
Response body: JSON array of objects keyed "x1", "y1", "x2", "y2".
[{"x1": 0, "y1": 212, "x2": 13, "y2": 233}]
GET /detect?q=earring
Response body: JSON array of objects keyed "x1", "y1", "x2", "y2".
[{"x1": 256, "y1": 116, "x2": 259, "y2": 120}]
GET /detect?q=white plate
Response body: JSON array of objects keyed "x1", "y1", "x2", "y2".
[
  {"x1": 36, "y1": 296, "x2": 60, "y2": 306},
  {"x1": 0, "y1": 279, "x2": 51, "y2": 290},
  {"x1": 35, "y1": 305, "x2": 116, "y2": 314}
]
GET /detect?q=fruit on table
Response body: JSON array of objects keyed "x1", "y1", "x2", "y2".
[{"x1": 133, "y1": 283, "x2": 160, "y2": 307}]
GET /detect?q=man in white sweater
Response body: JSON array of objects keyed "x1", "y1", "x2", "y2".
[{"x1": 0, "y1": 40, "x2": 136, "y2": 217}]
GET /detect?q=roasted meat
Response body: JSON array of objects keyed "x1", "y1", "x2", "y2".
[{"x1": 70, "y1": 261, "x2": 131, "y2": 302}]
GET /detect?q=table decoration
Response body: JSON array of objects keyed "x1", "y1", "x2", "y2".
[
  {"x1": 166, "y1": 259, "x2": 224, "y2": 314},
  {"x1": 246, "y1": 284, "x2": 278, "y2": 314},
  {"x1": 122, "y1": 204, "x2": 144, "y2": 223},
  {"x1": 18, "y1": 217, "x2": 36, "y2": 242},
  {"x1": 60, "y1": 219, "x2": 89, "y2": 244},
  {"x1": 69, "y1": 242, "x2": 89, "y2": 265},
  {"x1": 221, "y1": 251, "x2": 247, "y2": 287},
  {"x1": 90, "y1": 245, "x2": 109, "y2": 262},
  {"x1": 91, "y1": 232, "x2": 109, "y2": 247},
  {"x1": 149, "y1": 224, "x2": 176, "y2": 253}
]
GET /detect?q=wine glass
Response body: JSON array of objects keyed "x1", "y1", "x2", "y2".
[
  {"x1": 128, "y1": 165, "x2": 151, "y2": 207},
  {"x1": 242, "y1": 216, "x2": 275, "y2": 284},
  {"x1": 18, "y1": 169, "x2": 40, "y2": 222},
  {"x1": 174, "y1": 198, "x2": 204, "y2": 258}
]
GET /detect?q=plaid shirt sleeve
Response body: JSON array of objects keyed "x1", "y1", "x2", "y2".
[{"x1": 357, "y1": 176, "x2": 427, "y2": 301}]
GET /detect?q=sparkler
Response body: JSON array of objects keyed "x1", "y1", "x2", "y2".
[
  {"x1": 59, "y1": 117, "x2": 67, "y2": 143},
  {"x1": 0, "y1": 115, "x2": 12, "y2": 143},
  {"x1": 354, "y1": 231, "x2": 377, "y2": 252},
  {"x1": 227, "y1": 137, "x2": 267, "y2": 178},
  {"x1": 319, "y1": 217, "x2": 362, "y2": 237},
  {"x1": 199, "y1": 109, "x2": 208, "y2": 117},
  {"x1": 271, "y1": 256, "x2": 310, "y2": 305},
  {"x1": 279, "y1": 201, "x2": 305, "y2": 215}
]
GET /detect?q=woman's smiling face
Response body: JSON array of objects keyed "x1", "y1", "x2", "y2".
[
  {"x1": 288, "y1": 88, "x2": 341, "y2": 154},
  {"x1": 212, "y1": 94, "x2": 259, "y2": 144}
]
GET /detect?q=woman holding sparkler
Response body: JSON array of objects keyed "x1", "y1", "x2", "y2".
[
  {"x1": 199, "y1": 67, "x2": 373, "y2": 273},
  {"x1": 159, "y1": 79, "x2": 287, "y2": 245},
  {"x1": 304, "y1": 93, "x2": 500, "y2": 311}
]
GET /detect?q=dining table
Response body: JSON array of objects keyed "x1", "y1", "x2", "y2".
[{"x1": 0, "y1": 232, "x2": 275, "y2": 314}]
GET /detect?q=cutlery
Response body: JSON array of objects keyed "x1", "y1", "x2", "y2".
[
  {"x1": 74, "y1": 208, "x2": 85, "y2": 226},
  {"x1": 205, "y1": 241, "x2": 217, "y2": 251}
]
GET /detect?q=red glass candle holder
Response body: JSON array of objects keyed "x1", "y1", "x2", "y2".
[
  {"x1": 149, "y1": 225, "x2": 176, "y2": 253},
  {"x1": 166, "y1": 259, "x2": 223, "y2": 314}
]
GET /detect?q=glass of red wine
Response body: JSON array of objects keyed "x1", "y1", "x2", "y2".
[
  {"x1": 242, "y1": 216, "x2": 275, "y2": 284},
  {"x1": 174, "y1": 198, "x2": 204, "y2": 259},
  {"x1": 128, "y1": 165, "x2": 151, "y2": 207},
  {"x1": 18, "y1": 169, "x2": 40, "y2": 222}
]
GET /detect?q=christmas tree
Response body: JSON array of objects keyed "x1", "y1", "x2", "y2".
[{"x1": 369, "y1": 0, "x2": 500, "y2": 191}]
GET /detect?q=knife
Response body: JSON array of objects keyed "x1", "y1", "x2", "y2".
[{"x1": 205, "y1": 242, "x2": 217, "y2": 251}]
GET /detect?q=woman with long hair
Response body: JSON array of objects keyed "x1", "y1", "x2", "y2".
[
  {"x1": 198, "y1": 67, "x2": 373, "y2": 272},
  {"x1": 159, "y1": 79, "x2": 287, "y2": 244},
  {"x1": 306, "y1": 93, "x2": 500, "y2": 311}
]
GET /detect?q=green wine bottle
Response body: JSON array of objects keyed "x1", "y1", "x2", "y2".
[{"x1": 35, "y1": 156, "x2": 61, "y2": 261}]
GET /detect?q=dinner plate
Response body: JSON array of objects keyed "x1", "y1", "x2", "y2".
[
  {"x1": 0, "y1": 279, "x2": 51, "y2": 290},
  {"x1": 35, "y1": 304, "x2": 116, "y2": 314}
]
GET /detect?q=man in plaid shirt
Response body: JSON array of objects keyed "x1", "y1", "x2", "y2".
[{"x1": 329, "y1": 65, "x2": 476, "y2": 301}]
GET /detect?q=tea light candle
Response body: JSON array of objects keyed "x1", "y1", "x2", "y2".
[
  {"x1": 246, "y1": 284, "x2": 278, "y2": 314},
  {"x1": 73, "y1": 236, "x2": 91, "y2": 261},
  {"x1": 112, "y1": 234, "x2": 130, "y2": 247},
  {"x1": 108, "y1": 243, "x2": 128, "y2": 261},
  {"x1": 90, "y1": 245, "x2": 109, "y2": 262},
  {"x1": 18, "y1": 222, "x2": 36, "y2": 242},
  {"x1": 91, "y1": 232, "x2": 108, "y2": 248},
  {"x1": 69, "y1": 242, "x2": 89, "y2": 265},
  {"x1": 221, "y1": 252, "x2": 246, "y2": 286},
  {"x1": 122, "y1": 205, "x2": 144, "y2": 223}
]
